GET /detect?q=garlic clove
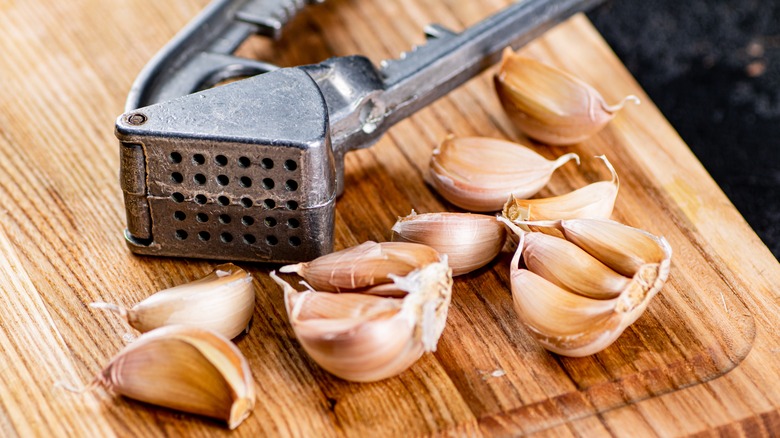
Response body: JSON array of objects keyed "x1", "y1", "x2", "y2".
[
  {"x1": 271, "y1": 258, "x2": 452, "y2": 382},
  {"x1": 495, "y1": 48, "x2": 640, "y2": 145},
  {"x1": 391, "y1": 210, "x2": 506, "y2": 275},
  {"x1": 511, "y1": 269, "x2": 623, "y2": 356},
  {"x1": 502, "y1": 155, "x2": 619, "y2": 224},
  {"x1": 522, "y1": 231, "x2": 631, "y2": 300},
  {"x1": 288, "y1": 288, "x2": 403, "y2": 321},
  {"x1": 278, "y1": 241, "x2": 440, "y2": 292},
  {"x1": 91, "y1": 264, "x2": 255, "y2": 339},
  {"x1": 559, "y1": 218, "x2": 672, "y2": 278},
  {"x1": 360, "y1": 283, "x2": 410, "y2": 298},
  {"x1": 429, "y1": 135, "x2": 579, "y2": 212},
  {"x1": 95, "y1": 325, "x2": 256, "y2": 429}
]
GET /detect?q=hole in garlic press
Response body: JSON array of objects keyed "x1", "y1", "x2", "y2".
[
  {"x1": 192, "y1": 154, "x2": 205, "y2": 165},
  {"x1": 289, "y1": 236, "x2": 301, "y2": 247},
  {"x1": 285, "y1": 200, "x2": 298, "y2": 210},
  {"x1": 198, "y1": 231, "x2": 211, "y2": 241},
  {"x1": 219, "y1": 214, "x2": 232, "y2": 224},
  {"x1": 242, "y1": 216, "x2": 254, "y2": 226},
  {"x1": 241, "y1": 177, "x2": 254, "y2": 188},
  {"x1": 266, "y1": 235, "x2": 278, "y2": 246},
  {"x1": 263, "y1": 199, "x2": 275, "y2": 209},
  {"x1": 193, "y1": 174, "x2": 206, "y2": 185},
  {"x1": 215, "y1": 155, "x2": 228, "y2": 166},
  {"x1": 171, "y1": 192, "x2": 184, "y2": 203},
  {"x1": 216, "y1": 175, "x2": 229, "y2": 185},
  {"x1": 173, "y1": 211, "x2": 186, "y2": 221},
  {"x1": 175, "y1": 230, "x2": 188, "y2": 240},
  {"x1": 240, "y1": 197, "x2": 253, "y2": 208},
  {"x1": 171, "y1": 172, "x2": 183, "y2": 183},
  {"x1": 261, "y1": 178, "x2": 273, "y2": 190},
  {"x1": 218, "y1": 196, "x2": 230, "y2": 206},
  {"x1": 220, "y1": 232, "x2": 233, "y2": 243},
  {"x1": 238, "y1": 156, "x2": 251, "y2": 168},
  {"x1": 261, "y1": 158, "x2": 274, "y2": 169},
  {"x1": 195, "y1": 195, "x2": 207, "y2": 204},
  {"x1": 264, "y1": 217, "x2": 277, "y2": 227},
  {"x1": 169, "y1": 152, "x2": 182, "y2": 163},
  {"x1": 287, "y1": 218, "x2": 300, "y2": 229},
  {"x1": 285, "y1": 180, "x2": 298, "y2": 191},
  {"x1": 284, "y1": 159, "x2": 297, "y2": 171},
  {"x1": 243, "y1": 234, "x2": 256, "y2": 244},
  {"x1": 196, "y1": 213, "x2": 208, "y2": 223}
]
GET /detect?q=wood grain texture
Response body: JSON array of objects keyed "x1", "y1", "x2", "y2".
[{"x1": 0, "y1": 0, "x2": 778, "y2": 436}]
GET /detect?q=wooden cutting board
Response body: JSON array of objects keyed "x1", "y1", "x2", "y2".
[{"x1": 0, "y1": 0, "x2": 778, "y2": 436}]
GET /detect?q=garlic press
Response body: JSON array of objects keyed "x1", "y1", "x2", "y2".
[{"x1": 116, "y1": 0, "x2": 599, "y2": 263}]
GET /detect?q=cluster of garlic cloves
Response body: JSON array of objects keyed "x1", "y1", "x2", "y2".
[
  {"x1": 273, "y1": 242, "x2": 453, "y2": 382},
  {"x1": 500, "y1": 218, "x2": 671, "y2": 357},
  {"x1": 91, "y1": 264, "x2": 255, "y2": 340},
  {"x1": 495, "y1": 48, "x2": 639, "y2": 145},
  {"x1": 94, "y1": 325, "x2": 256, "y2": 429},
  {"x1": 391, "y1": 211, "x2": 506, "y2": 275},
  {"x1": 429, "y1": 135, "x2": 579, "y2": 212},
  {"x1": 502, "y1": 155, "x2": 619, "y2": 225}
]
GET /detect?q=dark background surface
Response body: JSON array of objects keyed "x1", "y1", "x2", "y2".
[{"x1": 587, "y1": 0, "x2": 780, "y2": 260}]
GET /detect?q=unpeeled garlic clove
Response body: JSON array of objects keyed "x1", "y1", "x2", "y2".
[
  {"x1": 94, "y1": 325, "x2": 256, "y2": 429},
  {"x1": 91, "y1": 264, "x2": 255, "y2": 339},
  {"x1": 502, "y1": 155, "x2": 619, "y2": 225},
  {"x1": 278, "y1": 241, "x2": 440, "y2": 292},
  {"x1": 501, "y1": 217, "x2": 672, "y2": 357},
  {"x1": 494, "y1": 48, "x2": 640, "y2": 145},
  {"x1": 391, "y1": 210, "x2": 506, "y2": 276},
  {"x1": 522, "y1": 231, "x2": 631, "y2": 300},
  {"x1": 539, "y1": 218, "x2": 672, "y2": 278},
  {"x1": 511, "y1": 268, "x2": 623, "y2": 357},
  {"x1": 271, "y1": 258, "x2": 453, "y2": 382},
  {"x1": 429, "y1": 135, "x2": 579, "y2": 212}
]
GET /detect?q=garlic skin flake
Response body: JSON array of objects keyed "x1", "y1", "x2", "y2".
[
  {"x1": 91, "y1": 264, "x2": 255, "y2": 340},
  {"x1": 95, "y1": 325, "x2": 256, "y2": 429},
  {"x1": 501, "y1": 218, "x2": 672, "y2": 357},
  {"x1": 279, "y1": 241, "x2": 439, "y2": 293},
  {"x1": 495, "y1": 48, "x2": 640, "y2": 145},
  {"x1": 271, "y1": 259, "x2": 453, "y2": 382},
  {"x1": 503, "y1": 155, "x2": 619, "y2": 224},
  {"x1": 392, "y1": 210, "x2": 506, "y2": 276},
  {"x1": 429, "y1": 136, "x2": 579, "y2": 212}
]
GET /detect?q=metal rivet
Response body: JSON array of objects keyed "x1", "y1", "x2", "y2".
[{"x1": 126, "y1": 113, "x2": 147, "y2": 125}]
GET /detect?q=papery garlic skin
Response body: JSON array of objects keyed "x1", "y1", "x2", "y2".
[
  {"x1": 502, "y1": 155, "x2": 619, "y2": 224},
  {"x1": 96, "y1": 325, "x2": 256, "y2": 429},
  {"x1": 495, "y1": 48, "x2": 639, "y2": 145},
  {"x1": 91, "y1": 264, "x2": 254, "y2": 339},
  {"x1": 500, "y1": 218, "x2": 672, "y2": 357},
  {"x1": 429, "y1": 136, "x2": 579, "y2": 212},
  {"x1": 272, "y1": 259, "x2": 453, "y2": 382},
  {"x1": 279, "y1": 241, "x2": 439, "y2": 292},
  {"x1": 392, "y1": 211, "x2": 506, "y2": 275}
]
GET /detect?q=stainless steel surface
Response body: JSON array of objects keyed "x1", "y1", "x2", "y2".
[{"x1": 117, "y1": 0, "x2": 599, "y2": 263}]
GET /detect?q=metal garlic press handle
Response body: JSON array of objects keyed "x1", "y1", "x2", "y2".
[
  {"x1": 126, "y1": 0, "x2": 322, "y2": 110},
  {"x1": 117, "y1": 0, "x2": 600, "y2": 264}
]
